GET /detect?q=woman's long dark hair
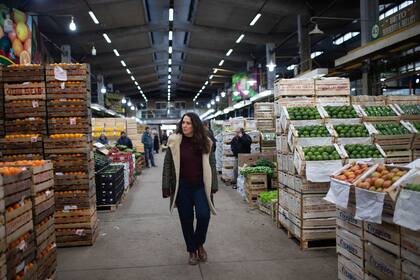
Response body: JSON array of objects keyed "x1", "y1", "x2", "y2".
[{"x1": 176, "y1": 112, "x2": 210, "y2": 154}]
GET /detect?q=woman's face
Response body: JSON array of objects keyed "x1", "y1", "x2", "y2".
[{"x1": 182, "y1": 115, "x2": 193, "y2": 137}]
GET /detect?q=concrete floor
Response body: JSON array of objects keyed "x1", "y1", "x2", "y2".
[{"x1": 57, "y1": 153, "x2": 338, "y2": 280}]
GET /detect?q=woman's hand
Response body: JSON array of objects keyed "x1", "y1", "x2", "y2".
[
  {"x1": 211, "y1": 189, "x2": 217, "y2": 194},
  {"x1": 162, "y1": 188, "x2": 172, "y2": 198}
]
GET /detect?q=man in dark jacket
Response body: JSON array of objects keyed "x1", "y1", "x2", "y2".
[
  {"x1": 230, "y1": 128, "x2": 252, "y2": 186},
  {"x1": 204, "y1": 121, "x2": 217, "y2": 152},
  {"x1": 142, "y1": 127, "x2": 156, "y2": 167},
  {"x1": 117, "y1": 131, "x2": 133, "y2": 149}
]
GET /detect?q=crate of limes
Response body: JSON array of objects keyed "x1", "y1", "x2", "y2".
[
  {"x1": 294, "y1": 144, "x2": 346, "y2": 182},
  {"x1": 288, "y1": 124, "x2": 336, "y2": 151},
  {"x1": 334, "y1": 123, "x2": 376, "y2": 145},
  {"x1": 340, "y1": 144, "x2": 386, "y2": 164},
  {"x1": 359, "y1": 105, "x2": 400, "y2": 122},
  {"x1": 410, "y1": 121, "x2": 420, "y2": 150},
  {"x1": 372, "y1": 121, "x2": 415, "y2": 150},
  {"x1": 322, "y1": 105, "x2": 362, "y2": 125},
  {"x1": 279, "y1": 106, "x2": 326, "y2": 133},
  {"x1": 394, "y1": 104, "x2": 420, "y2": 121}
]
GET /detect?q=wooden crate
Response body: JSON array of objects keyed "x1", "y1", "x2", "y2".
[
  {"x1": 46, "y1": 81, "x2": 91, "y2": 98},
  {"x1": 47, "y1": 103, "x2": 91, "y2": 118},
  {"x1": 45, "y1": 63, "x2": 90, "y2": 82},
  {"x1": 254, "y1": 103, "x2": 274, "y2": 120},
  {"x1": 336, "y1": 207, "x2": 364, "y2": 237},
  {"x1": 394, "y1": 104, "x2": 420, "y2": 121},
  {"x1": 315, "y1": 96, "x2": 350, "y2": 106},
  {"x1": 359, "y1": 105, "x2": 401, "y2": 123},
  {"x1": 36, "y1": 243, "x2": 57, "y2": 280},
  {"x1": 256, "y1": 119, "x2": 275, "y2": 130},
  {"x1": 287, "y1": 123, "x2": 336, "y2": 151},
  {"x1": 5, "y1": 118, "x2": 47, "y2": 135},
  {"x1": 400, "y1": 227, "x2": 419, "y2": 267},
  {"x1": 315, "y1": 78, "x2": 350, "y2": 97},
  {"x1": 373, "y1": 122, "x2": 414, "y2": 151},
  {"x1": 274, "y1": 78, "x2": 315, "y2": 99},
  {"x1": 44, "y1": 135, "x2": 92, "y2": 154},
  {"x1": 53, "y1": 175, "x2": 95, "y2": 192},
  {"x1": 1, "y1": 168, "x2": 32, "y2": 208},
  {"x1": 351, "y1": 95, "x2": 386, "y2": 106},
  {"x1": 386, "y1": 95, "x2": 420, "y2": 105},
  {"x1": 292, "y1": 176, "x2": 330, "y2": 194},
  {"x1": 338, "y1": 254, "x2": 365, "y2": 280},
  {"x1": 245, "y1": 174, "x2": 267, "y2": 191},
  {"x1": 6, "y1": 230, "x2": 36, "y2": 279},
  {"x1": 4, "y1": 65, "x2": 44, "y2": 82},
  {"x1": 0, "y1": 136, "x2": 44, "y2": 158},
  {"x1": 364, "y1": 220, "x2": 401, "y2": 257},
  {"x1": 4, "y1": 82, "x2": 46, "y2": 97},
  {"x1": 402, "y1": 259, "x2": 420, "y2": 280},
  {"x1": 364, "y1": 241, "x2": 401, "y2": 280},
  {"x1": 55, "y1": 188, "x2": 96, "y2": 211},
  {"x1": 5, "y1": 99, "x2": 46, "y2": 119},
  {"x1": 245, "y1": 189, "x2": 265, "y2": 209},
  {"x1": 276, "y1": 96, "x2": 316, "y2": 108},
  {"x1": 48, "y1": 117, "x2": 92, "y2": 134},
  {"x1": 337, "y1": 227, "x2": 365, "y2": 269},
  {"x1": 385, "y1": 150, "x2": 413, "y2": 164}
]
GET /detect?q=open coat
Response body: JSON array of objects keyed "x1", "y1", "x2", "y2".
[{"x1": 162, "y1": 133, "x2": 218, "y2": 214}]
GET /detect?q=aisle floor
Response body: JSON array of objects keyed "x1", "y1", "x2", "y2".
[{"x1": 57, "y1": 152, "x2": 337, "y2": 280}]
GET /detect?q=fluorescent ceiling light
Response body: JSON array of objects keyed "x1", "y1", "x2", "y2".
[
  {"x1": 121, "y1": 60, "x2": 126, "y2": 67},
  {"x1": 130, "y1": 76, "x2": 135, "y2": 81},
  {"x1": 113, "y1": 49, "x2": 120, "y2": 56},
  {"x1": 169, "y1": 31, "x2": 173, "y2": 41},
  {"x1": 226, "y1": 49, "x2": 233, "y2": 56},
  {"x1": 168, "y1": 80, "x2": 171, "y2": 84},
  {"x1": 168, "y1": 67, "x2": 172, "y2": 73},
  {"x1": 209, "y1": 75, "x2": 214, "y2": 79},
  {"x1": 168, "y1": 58, "x2": 172, "y2": 65},
  {"x1": 204, "y1": 81, "x2": 209, "y2": 85},
  {"x1": 168, "y1": 74, "x2": 172, "y2": 79},
  {"x1": 215, "y1": 96, "x2": 220, "y2": 102},
  {"x1": 169, "y1": 8, "x2": 174, "y2": 21},
  {"x1": 127, "y1": 101, "x2": 132, "y2": 106},
  {"x1": 168, "y1": 85, "x2": 171, "y2": 89},
  {"x1": 219, "y1": 60, "x2": 224, "y2": 66},
  {"x1": 134, "y1": 81, "x2": 138, "y2": 86},
  {"x1": 213, "y1": 69, "x2": 218, "y2": 74},
  {"x1": 235, "y1": 34, "x2": 245, "y2": 43},
  {"x1": 103, "y1": 33, "x2": 111, "y2": 44},
  {"x1": 201, "y1": 86, "x2": 205, "y2": 90},
  {"x1": 126, "y1": 69, "x2": 131, "y2": 74},
  {"x1": 249, "y1": 13, "x2": 262, "y2": 26},
  {"x1": 168, "y1": 46, "x2": 173, "y2": 54},
  {"x1": 69, "y1": 16, "x2": 77, "y2": 31},
  {"x1": 89, "y1": 11, "x2": 100, "y2": 24},
  {"x1": 211, "y1": 100, "x2": 215, "y2": 105},
  {"x1": 137, "y1": 85, "x2": 140, "y2": 89}
]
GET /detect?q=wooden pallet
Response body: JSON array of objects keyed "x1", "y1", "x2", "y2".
[
  {"x1": 286, "y1": 223, "x2": 336, "y2": 250},
  {"x1": 97, "y1": 203, "x2": 119, "y2": 212}
]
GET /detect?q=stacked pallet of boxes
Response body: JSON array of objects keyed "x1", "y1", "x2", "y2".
[
  {"x1": 245, "y1": 173, "x2": 267, "y2": 208},
  {"x1": 275, "y1": 78, "x2": 340, "y2": 249},
  {"x1": 92, "y1": 118, "x2": 125, "y2": 143},
  {"x1": 95, "y1": 164, "x2": 125, "y2": 208},
  {"x1": 254, "y1": 103, "x2": 276, "y2": 153},
  {"x1": 127, "y1": 119, "x2": 141, "y2": 151},
  {"x1": 0, "y1": 167, "x2": 36, "y2": 279},
  {"x1": 108, "y1": 152, "x2": 134, "y2": 190},
  {"x1": 328, "y1": 162, "x2": 420, "y2": 280},
  {"x1": 44, "y1": 63, "x2": 98, "y2": 247},
  {"x1": 0, "y1": 161, "x2": 56, "y2": 279},
  {"x1": 221, "y1": 119, "x2": 239, "y2": 184},
  {"x1": 0, "y1": 65, "x2": 46, "y2": 161}
]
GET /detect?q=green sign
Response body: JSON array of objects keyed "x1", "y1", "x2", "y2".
[
  {"x1": 231, "y1": 72, "x2": 258, "y2": 102},
  {"x1": 372, "y1": 2, "x2": 419, "y2": 40}
]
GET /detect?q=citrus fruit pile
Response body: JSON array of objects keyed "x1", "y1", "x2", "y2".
[
  {"x1": 334, "y1": 124, "x2": 369, "y2": 137},
  {"x1": 374, "y1": 123, "x2": 410, "y2": 135},
  {"x1": 324, "y1": 106, "x2": 358, "y2": 118},
  {"x1": 296, "y1": 125, "x2": 330, "y2": 137},
  {"x1": 288, "y1": 107, "x2": 321, "y2": 120},
  {"x1": 302, "y1": 146, "x2": 341, "y2": 161},
  {"x1": 332, "y1": 162, "x2": 370, "y2": 183},
  {"x1": 364, "y1": 106, "x2": 396, "y2": 117},
  {"x1": 344, "y1": 144, "x2": 383, "y2": 159},
  {"x1": 356, "y1": 165, "x2": 407, "y2": 192},
  {"x1": 399, "y1": 104, "x2": 420, "y2": 115}
]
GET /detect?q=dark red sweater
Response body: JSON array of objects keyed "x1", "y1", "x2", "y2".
[{"x1": 180, "y1": 135, "x2": 203, "y2": 184}]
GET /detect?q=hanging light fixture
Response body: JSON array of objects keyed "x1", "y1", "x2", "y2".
[
  {"x1": 91, "y1": 45, "x2": 97, "y2": 56},
  {"x1": 69, "y1": 16, "x2": 77, "y2": 31},
  {"x1": 220, "y1": 91, "x2": 226, "y2": 98},
  {"x1": 131, "y1": 105, "x2": 135, "y2": 110},
  {"x1": 122, "y1": 97, "x2": 127, "y2": 104},
  {"x1": 100, "y1": 85, "x2": 106, "y2": 94},
  {"x1": 128, "y1": 100, "x2": 132, "y2": 107}
]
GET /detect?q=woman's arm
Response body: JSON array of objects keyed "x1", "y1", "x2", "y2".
[
  {"x1": 162, "y1": 149, "x2": 174, "y2": 198},
  {"x1": 209, "y1": 151, "x2": 218, "y2": 193}
]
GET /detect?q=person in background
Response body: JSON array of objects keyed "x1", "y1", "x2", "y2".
[
  {"x1": 142, "y1": 127, "x2": 156, "y2": 167},
  {"x1": 162, "y1": 112, "x2": 218, "y2": 265},
  {"x1": 117, "y1": 131, "x2": 133, "y2": 149},
  {"x1": 97, "y1": 133, "x2": 109, "y2": 145},
  {"x1": 154, "y1": 132, "x2": 160, "y2": 154},
  {"x1": 161, "y1": 131, "x2": 168, "y2": 146},
  {"x1": 203, "y1": 121, "x2": 216, "y2": 153},
  {"x1": 230, "y1": 128, "x2": 252, "y2": 187}
]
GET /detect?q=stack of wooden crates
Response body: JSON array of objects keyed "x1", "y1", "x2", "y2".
[
  {"x1": 44, "y1": 63, "x2": 98, "y2": 247},
  {"x1": 254, "y1": 102, "x2": 276, "y2": 153},
  {"x1": 0, "y1": 68, "x2": 4, "y2": 138},
  {"x1": 0, "y1": 65, "x2": 46, "y2": 161},
  {"x1": 245, "y1": 173, "x2": 267, "y2": 208},
  {"x1": 275, "y1": 78, "x2": 336, "y2": 250}
]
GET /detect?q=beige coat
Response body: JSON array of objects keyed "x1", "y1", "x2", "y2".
[{"x1": 162, "y1": 133, "x2": 218, "y2": 214}]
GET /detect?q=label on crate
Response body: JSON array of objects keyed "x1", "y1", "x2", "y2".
[
  {"x1": 324, "y1": 180, "x2": 350, "y2": 208},
  {"x1": 54, "y1": 66, "x2": 68, "y2": 81},
  {"x1": 32, "y1": 100, "x2": 39, "y2": 108},
  {"x1": 75, "y1": 229, "x2": 85, "y2": 236},
  {"x1": 69, "y1": 117, "x2": 77, "y2": 125},
  {"x1": 28, "y1": 117, "x2": 35, "y2": 121},
  {"x1": 61, "y1": 82, "x2": 65, "y2": 89},
  {"x1": 45, "y1": 190, "x2": 52, "y2": 198},
  {"x1": 354, "y1": 187, "x2": 385, "y2": 223},
  {"x1": 64, "y1": 205, "x2": 78, "y2": 211},
  {"x1": 55, "y1": 172, "x2": 64, "y2": 176},
  {"x1": 393, "y1": 189, "x2": 420, "y2": 231},
  {"x1": 31, "y1": 136, "x2": 38, "y2": 143},
  {"x1": 17, "y1": 240, "x2": 27, "y2": 251},
  {"x1": 16, "y1": 261, "x2": 25, "y2": 274}
]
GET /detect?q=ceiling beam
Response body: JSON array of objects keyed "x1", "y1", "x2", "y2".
[
  {"x1": 25, "y1": 0, "x2": 140, "y2": 14},
  {"x1": 208, "y1": 0, "x2": 309, "y2": 16}
]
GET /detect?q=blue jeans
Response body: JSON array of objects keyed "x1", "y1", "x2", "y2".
[
  {"x1": 145, "y1": 147, "x2": 155, "y2": 167},
  {"x1": 176, "y1": 180, "x2": 210, "y2": 253}
]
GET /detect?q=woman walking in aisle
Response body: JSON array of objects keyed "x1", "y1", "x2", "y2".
[{"x1": 162, "y1": 112, "x2": 218, "y2": 265}]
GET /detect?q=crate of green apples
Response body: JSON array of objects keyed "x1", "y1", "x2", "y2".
[
  {"x1": 341, "y1": 144, "x2": 386, "y2": 164},
  {"x1": 373, "y1": 121, "x2": 415, "y2": 150},
  {"x1": 394, "y1": 104, "x2": 420, "y2": 121},
  {"x1": 410, "y1": 121, "x2": 420, "y2": 150},
  {"x1": 294, "y1": 144, "x2": 346, "y2": 182},
  {"x1": 322, "y1": 105, "x2": 362, "y2": 124},
  {"x1": 334, "y1": 123, "x2": 376, "y2": 145},
  {"x1": 359, "y1": 105, "x2": 400, "y2": 122},
  {"x1": 280, "y1": 106, "x2": 325, "y2": 132},
  {"x1": 288, "y1": 124, "x2": 336, "y2": 150}
]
